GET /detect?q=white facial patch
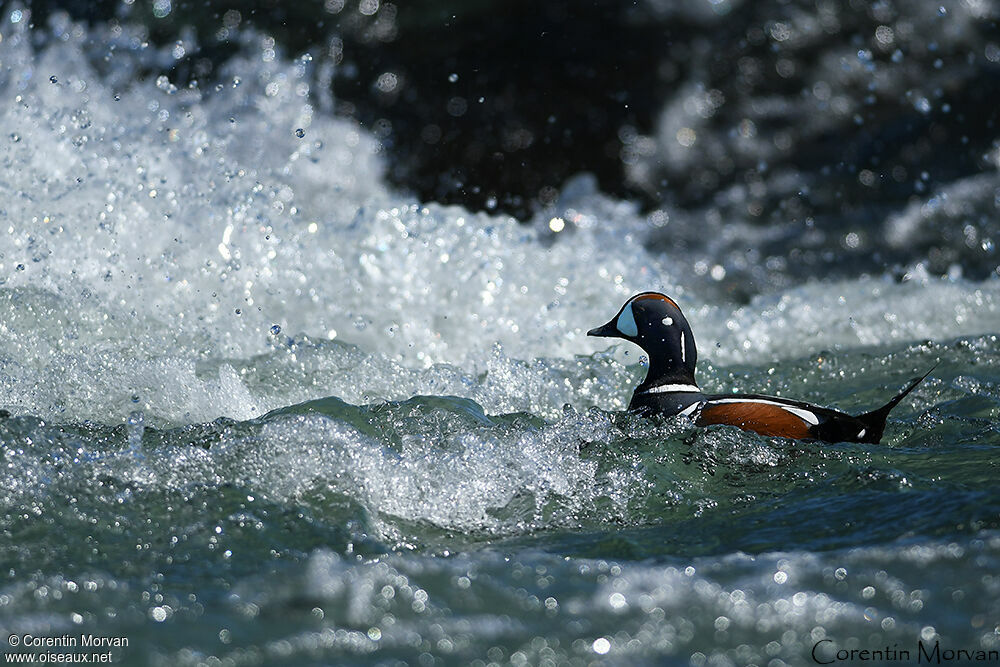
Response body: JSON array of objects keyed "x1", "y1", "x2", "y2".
[
  {"x1": 662, "y1": 316, "x2": 673, "y2": 326},
  {"x1": 616, "y1": 303, "x2": 638, "y2": 337}
]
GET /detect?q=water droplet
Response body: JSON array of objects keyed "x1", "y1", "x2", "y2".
[
  {"x1": 446, "y1": 96, "x2": 467, "y2": 117},
  {"x1": 127, "y1": 411, "x2": 145, "y2": 451},
  {"x1": 235, "y1": 308, "x2": 242, "y2": 315},
  {"x1": 153, "y1": 0, "x2": 172, "y2": 18},
  {"x1": 270, "y1": 324, "x2": 282, "y2": 335},
  {"x1": 295, "y1": 128, "x2": 305, "y2": 138},
  {"x1": 448, "y1": 73, "x2": 458, "y2": 83},
  {"x1": 49, "y1": 76, "x2": 58, "y2": 84},
  {"x1": 155, "y1": 75, "x2": 175, "y2": 93}
]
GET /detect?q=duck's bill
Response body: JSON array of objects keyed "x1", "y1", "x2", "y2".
[{"x1": 587, "y1": 320, "x2": 618, "y2": 337}]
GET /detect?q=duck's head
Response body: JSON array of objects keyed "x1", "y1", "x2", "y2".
[{"x1": 588, "y1": 292, "x2": 698, "y2": 385}]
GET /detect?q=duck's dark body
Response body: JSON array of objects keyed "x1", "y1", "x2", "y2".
[{"x1": 589, "y1": 292, "x2": 929, "y2": 444}]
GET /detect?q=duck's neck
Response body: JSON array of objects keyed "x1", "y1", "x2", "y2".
[{"x1": 637, "y1": 353, "x2": 698, "y2": 391}]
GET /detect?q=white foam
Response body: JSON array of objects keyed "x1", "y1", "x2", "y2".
[
  {"x1": 0, "y1": 11, "x2": 673, "y2": 421},
  {"x1": 0, "y1": 9, "x2": 997, "y2": 426},
  {"x1": 694, "y1": 277, "x2": 1000, "y2": 366}
]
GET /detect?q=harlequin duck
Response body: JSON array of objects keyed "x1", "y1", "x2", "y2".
[{"x1": 588, "y1": 292, "x2": 931, "y2": 443}]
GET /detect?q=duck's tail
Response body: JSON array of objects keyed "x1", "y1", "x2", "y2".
[{"x1": 856, "y1": 364, "x2": 936, "y2": 444}]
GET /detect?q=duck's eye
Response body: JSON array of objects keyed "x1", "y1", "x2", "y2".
[{"x1": 662, "y1": 317, "x2": 673, "y2": 326}]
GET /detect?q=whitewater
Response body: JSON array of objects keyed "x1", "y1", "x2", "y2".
[{"x1": 0, "y1": 7, "x2": 998, "y2": 665}]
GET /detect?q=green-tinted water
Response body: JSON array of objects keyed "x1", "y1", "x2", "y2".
[{"x1": 2, "y1": 339, "x2": 998, "y2": 664}]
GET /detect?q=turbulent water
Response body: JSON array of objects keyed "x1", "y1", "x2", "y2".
[{"x1": 1, "y1": 7, "x2": 1000, "y2": 666}]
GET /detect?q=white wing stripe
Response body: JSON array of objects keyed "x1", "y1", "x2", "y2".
[{"x1": 678, "y1": 402, "x2": 701, "y2": 417}]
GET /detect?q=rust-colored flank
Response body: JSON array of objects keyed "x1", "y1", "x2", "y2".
[{"x1": 697, "y1": 401, "x2": 813, "y2": 439}]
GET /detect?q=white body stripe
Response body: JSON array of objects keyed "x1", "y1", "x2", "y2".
[
  {"x1": 638, "y1": 383, "x2": 701, "y2": 395},
  {"x1": 680, "y1": 332, "x2": 686, "y2": 362},
  {"x1": 616, "y1": 303, "x2": 638, "y2": 337},
  {"x1": 707, "y1": 398, "x2": 820, "y2": 426}
]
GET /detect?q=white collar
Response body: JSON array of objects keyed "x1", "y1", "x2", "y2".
[{"x1": 636, "y1": 383, "x2": 701, "y2": 395}]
